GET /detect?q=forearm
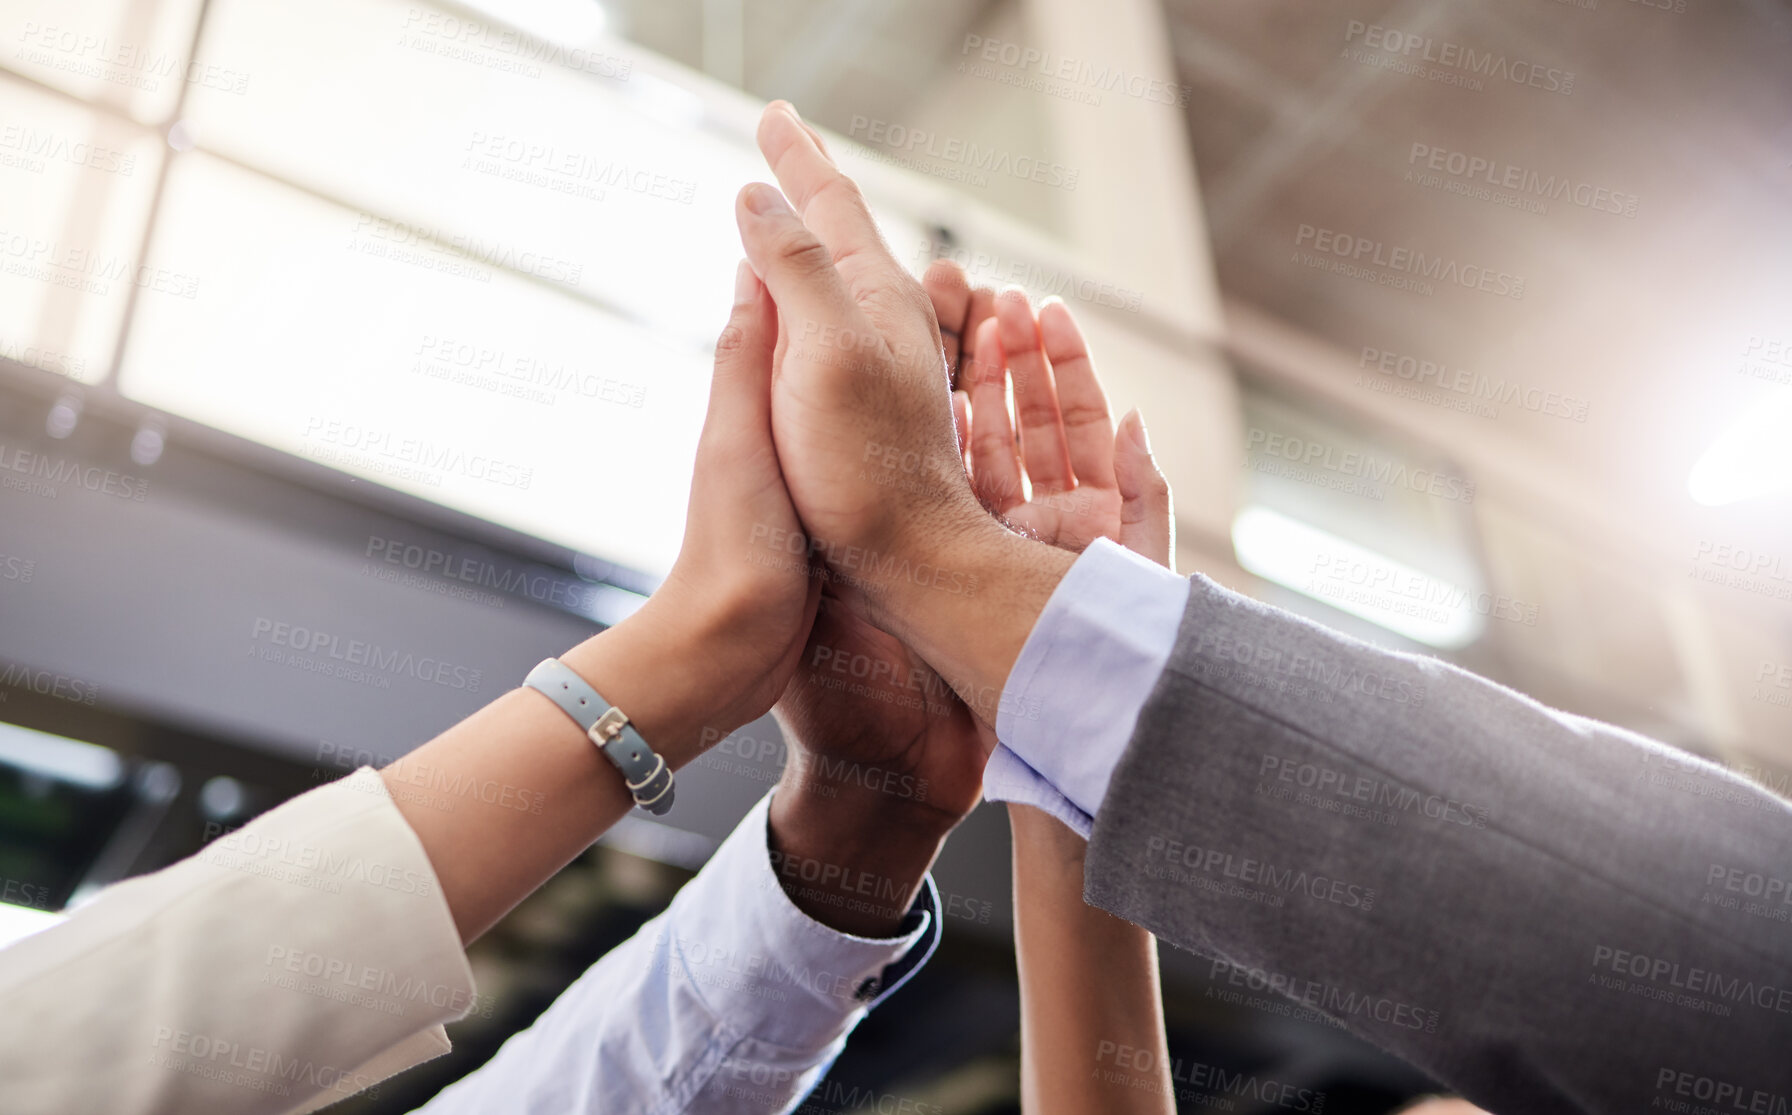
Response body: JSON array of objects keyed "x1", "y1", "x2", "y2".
[
  {"x1": 382, "y1": 602, "x2": 729, "y2": 944},
  {"x1": 1084, "y1": 574, "x2": 1792, "y2": 1113},
  {"x1": 877, "y1": 521, "x2": 1075, "y2": 726},
  {"x1": 768, "y1": 764, "x2": 950, "y2": 938},
  {"x1": 1010, "y1": 804, "x2": 1172, "y2": 1115},
  {"x1": 377, "y1": 685, "x2": 625, "y2": 946},
  {"x1": 385, "y1": 247, "x2": 819, "y2": 946},
  {"x1": 413, "y1": 792, "x2": 933, "y2": 1115}
]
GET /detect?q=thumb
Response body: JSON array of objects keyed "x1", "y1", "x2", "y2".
[
  {"x1": 703, "y1": 259, "x2": 777, "y2": 439},
  {"x1": 1114, "y1": 408, "x2": 1174, "y2": 570},
  {"x1": 734, "y1": 182, "x2": 869, "y2": 361}
]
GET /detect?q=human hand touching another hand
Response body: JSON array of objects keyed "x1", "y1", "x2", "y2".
[
  {"x1": 762, "y1": 257, "x2": 998, "y2": 934},
  {"x1": 562, "y1": 261, "x2": 820, "y2": 765},
  {"x1": 392, "y1": 262, "x2": 824, "y2": 942},
  {"x1": 923, "y1": 262, "x2": 1172, "y2": 565},
  {"x1": 923, "y1": 264, "x2": 1175, "y2": 757},
  {"x1": 754, "y1": 260, "x2": 1177, "y2": 941},
  {"x1": 923, "y1": 263, "x2": 1180, "y2": 1114},
  {"x1": 733, "y1": 102, "x2": 1078, "y2": 720},
  {"x1": 739, "y1": 105, "x2": 977, "y2": 561}
]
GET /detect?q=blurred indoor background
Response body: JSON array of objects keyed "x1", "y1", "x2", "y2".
[{"x1": 2, "y1": 0, "x2": 1789, "y2": 1110}]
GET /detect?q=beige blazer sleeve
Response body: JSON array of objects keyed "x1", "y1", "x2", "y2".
[{"x1": 0, "y1": 768, "x2": 476, "y2": 1115}]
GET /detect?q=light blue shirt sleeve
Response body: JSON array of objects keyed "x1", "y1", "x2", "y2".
[
  {"x1": 409, "y1": 791, "x2": 939, "y2": 1115},
  {"x1": 984, "y1": 537, "x2": 1191, "y2": 838}
]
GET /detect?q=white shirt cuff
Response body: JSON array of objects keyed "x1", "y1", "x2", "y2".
[
  {"x1": 983, "y1": 745, "x2": 1095, "y2": 838},
  {"x1": 661, "y1": 792, "x2": 938, "y2": 1050},
  {"x1": 993, "y1": 537, "x2": 1190, "y2": 824}
]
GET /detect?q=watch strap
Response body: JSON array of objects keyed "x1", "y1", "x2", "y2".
[{"x1": 524, "y1": 658, "x2": 675, "y2": 815}]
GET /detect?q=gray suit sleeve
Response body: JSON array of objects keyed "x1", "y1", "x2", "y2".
[{"x1": 1083, "y1": 574, "x2": 1792, "y2": 1115}]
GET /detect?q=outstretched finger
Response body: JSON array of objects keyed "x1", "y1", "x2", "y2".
[
  {"x1": 967, "y1": 317, "x2": 1025, "y2": 515},
  {"x1": 1038, "y1": 299, "x2": 1114, "y2": 489},
  {"x1": 706, "y1": 260, "x2": 778, "y2": 429},
  {"x1": 734, "y1": 183, "x2": 874, "y2": 372},
  {"x1": 996, "y1": 289, "x2": 1073, "y2": 494},
  {"x1": 962, "y1": 285, "x2": 997, "y2": 390},
  {"x1": 756, "y1": 102, "x2": 913, "y2": 313}
]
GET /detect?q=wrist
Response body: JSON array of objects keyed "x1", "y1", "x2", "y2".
[
  {"x1": 876, "y1": 516, "x2": 1076, "y2": 724},
  {"x1": 559, "y1": 599, "x2": 731, "y2": 769},
  {"x1": 767, "y1": 774, "x2": 949, "y2": 937},
  {"x1": 1009, "y1": 802, "x2": 1089, "y2": 880}
]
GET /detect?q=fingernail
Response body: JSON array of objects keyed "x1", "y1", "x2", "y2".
[
  {"x1": 744, "y1": 182, "x2": 793, "y2": 217},
  {"x1": 734, "y1": 259, "x2": 756, "y2": 305},
  {"x1": 1125, "y1": 408, "x2": 1152, "y2": 452}
]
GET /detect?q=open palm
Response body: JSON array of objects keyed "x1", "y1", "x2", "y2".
[
  {"x1": 774, "y1": 265, "x2": 1174, "y2": 819},
  {"x1": 924, "y1": 264, "x2": 1172, "y2": 569}
]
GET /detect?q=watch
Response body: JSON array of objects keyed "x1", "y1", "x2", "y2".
[{"x1": 523, "y1": 658, "x2": 675, "y2": 815}]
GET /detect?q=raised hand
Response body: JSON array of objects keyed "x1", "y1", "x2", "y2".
[
  {"x1": 760, "y1": 249, "x2": 998, "y2": 925},
  {"x1": 583, "y1": 260, "x2": 823, "y2": 748},
  {"x1": 974, "y1": 292, "x2": 1122, "y2": 552},
  {"x1": 733, "y1": 102, "x2": 1079, "y2": 724},
  {"x1": 733, "y1": 104, "x2": 1003, "y2": 621},
  {"x1": 388, "y1": 261, "x2": 824, "y2": 943},
  {"x1": 919, "y1": 263, "x2": 1173, "y2": 567},
  {"x1": 921, "y1": 265, "x2": 1179, "y2": 1115}
]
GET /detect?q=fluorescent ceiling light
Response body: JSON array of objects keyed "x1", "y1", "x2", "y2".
[
  {"x1": 1688, "y1": 390, "x2": 1792, "y2": 507},
  {"x1": 1232, "y1": 506, "x2": 1484, "y2": 649},
  {"x1": 0, "y1": 722, "x2": 124, "y2": 790}
]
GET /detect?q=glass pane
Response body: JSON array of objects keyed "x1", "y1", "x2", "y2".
[
  {"x1": 0, "y1": 0, "x2": 207, "y2": 124},
  {"x1": 0, "y1": 72, "x2": 162, "y2": 383},
  {"x1": 1233, "y1": 387, "x2": 1489, "y2": 649},
  {"x1": 185, "y1": 0, "x2": 762, "y2": 349},
  {"x1": 118, "y1": 152, "x2": 712, "y2": 576}
]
